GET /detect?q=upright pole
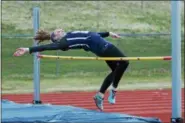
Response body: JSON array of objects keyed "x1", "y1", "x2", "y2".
[
  {"x1": 171, "y1": 1, "x2": 182, "y2": 123},
  {"x1": 32, "y1": 7, "x2": 41, "y2": 104}
]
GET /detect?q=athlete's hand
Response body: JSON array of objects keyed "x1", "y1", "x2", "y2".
[
  {"x1": 109, "y1": 32, "x2": 121, "y2": 38},
  {"x1": 13, "y1": 48, "x2": 29, "y2": 57}
]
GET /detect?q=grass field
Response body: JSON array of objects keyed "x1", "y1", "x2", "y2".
[{"x1": 2, "y1": 1, "x2": 184, "y2": 93}]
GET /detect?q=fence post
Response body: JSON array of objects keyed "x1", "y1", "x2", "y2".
[
  {"x1": 56, "y1": 50, "x2": 60, "y2": 77},
  {"x1": 141, "y1": 1, "x2": 144, "y2": 10}
]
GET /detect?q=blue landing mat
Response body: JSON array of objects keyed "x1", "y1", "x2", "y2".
[{"x1": 2, "y1": 100, "x2": 161, "y2": 123}]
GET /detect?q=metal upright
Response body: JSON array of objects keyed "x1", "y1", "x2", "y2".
[
  {"x1": 32, "y1": 7, "x2": 42, "y2": 104},
  {"x1": 171, "y1": 1, "x2": 183, "y2": 123}
]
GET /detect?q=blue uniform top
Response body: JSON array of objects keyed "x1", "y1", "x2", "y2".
[
  {"x1": 64, "y1": 31, "x2": 112, "y2": 55},
  {"x1": 29, "y1": 31, "x2": 112, "y2": 56}
]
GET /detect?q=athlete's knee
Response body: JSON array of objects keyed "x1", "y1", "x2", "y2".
[
  {"x1": 125, "y1": 60, "x2": 129, "y2": 67},
  {"x1": 119, "y1": 60, "x2": 129, "y2": 69}
]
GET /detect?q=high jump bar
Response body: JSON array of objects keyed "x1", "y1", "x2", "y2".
[{"x1": 38, "y1": 55, "x2": 172, "y2": 61}]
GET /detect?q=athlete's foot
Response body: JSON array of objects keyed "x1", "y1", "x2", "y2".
[
  {"x1": 108, "y1": 89, "x2": 117, "y2": 104},
  {"x1": 93, "y1": 93, "x2": 104, "y2": 111}
]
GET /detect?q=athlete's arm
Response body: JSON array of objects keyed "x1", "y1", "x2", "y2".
[
  {"x1": 98, "y1": 32, "x2": 120, "y2": 38},
  {"x1": 29, "y1": 43, "x2": 62, "y2": 53},
  {"x1": 68, "y1": 44, "x2": 90, "y2": 51},
  {"x1": 97, "y1": 32, "x2": 110, "y2": 38},
  {"x1": 13, "y1": 38, "x2": 68, "y2": 57},
  {"x1": 13, "y1": 43, "x2": 63, "y2": 57},
  {"x1": 68, "y1": 45, "x2": 83, "y2": 49}
]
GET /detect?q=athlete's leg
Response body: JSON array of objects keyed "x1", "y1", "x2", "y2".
[
  {"x1": 112, "y1": 60, "x2": 129, "y2": 89},
  {"x1": 99, "y1": 61, "x2": 117, "y2": 94},
  {"x1": 94, "y1": 44, "x2": 129, "y2": 110},
  {"x1": 107, "y1": 46, "x2": 129, "y2": 104},
  {"x1": 94, "y1": 61, "x2": 116, "y2": 111}
]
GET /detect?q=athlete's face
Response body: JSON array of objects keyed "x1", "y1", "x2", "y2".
[{"x1": 51, "y1": 29, "x2": 65, "y2": 42}]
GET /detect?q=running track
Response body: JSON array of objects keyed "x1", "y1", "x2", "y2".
[{"x1": 2, "y1": 89, "x2": 184, "y2": 122}]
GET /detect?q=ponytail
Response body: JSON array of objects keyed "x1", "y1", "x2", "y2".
[{"x1": 34, "y1": 30, "x2": 51, "y2": 44}]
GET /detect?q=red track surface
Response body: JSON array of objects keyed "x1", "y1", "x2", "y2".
[{"x1": 2, "y1": 89, "x2": 184, "y2": 122}]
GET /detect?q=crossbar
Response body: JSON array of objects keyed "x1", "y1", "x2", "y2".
[{"x1": 38, "y1": 55, "x2": 172, "y2": 61}]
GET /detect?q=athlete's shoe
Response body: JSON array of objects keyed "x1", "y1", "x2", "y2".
[
  {"x1": 108, "y1": 89, "x2": 117, "y2": 104},
  {"x1": 93, "y1": 94, "x2": 104, "y2": 111}
]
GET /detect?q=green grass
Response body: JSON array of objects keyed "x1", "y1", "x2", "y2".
[
  {"x1": 2, "y1": 1, "x2": 184, "y2": 93},
  {"x1": 2, "y1": 1, "x2": 184, "y2": 33}
]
